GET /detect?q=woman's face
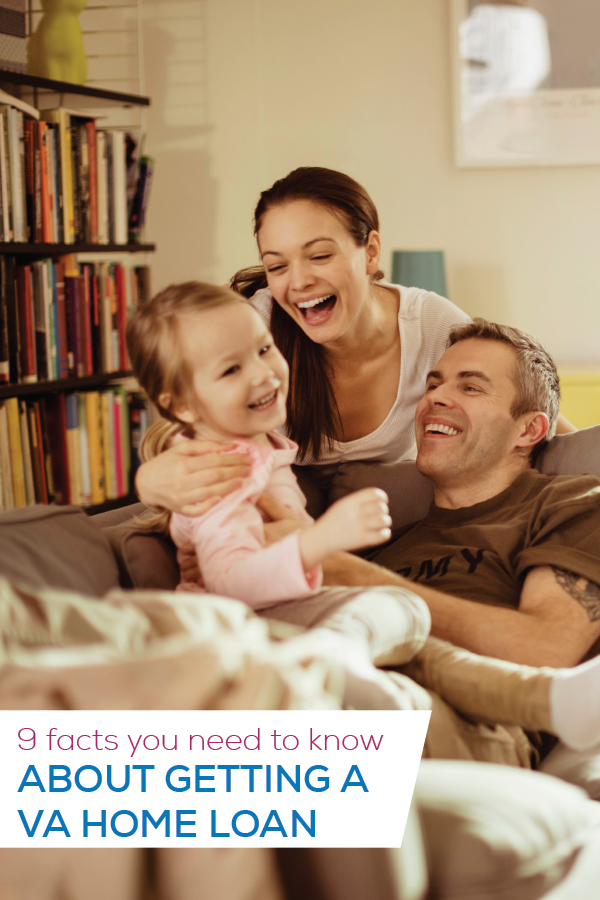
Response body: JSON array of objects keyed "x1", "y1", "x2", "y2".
[{"x1": 257, "y1": 199, "x2": 381, "y2": 346}]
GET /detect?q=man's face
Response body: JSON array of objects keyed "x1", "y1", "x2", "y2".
[{"x1": 415, "y1": 338, "x2": 526, "y2": 485}]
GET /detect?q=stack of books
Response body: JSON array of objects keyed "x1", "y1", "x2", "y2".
[
  {"x1": 0, "y1": 388, "x2": 154, "y2": 510},
  {"x1": 0, "y1": 92, "x2": 154, "y2": 244},
  {"x1": 0, "y1": 254, "x2": 151, "y2": 385}
]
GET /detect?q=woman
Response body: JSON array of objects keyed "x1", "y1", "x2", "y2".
[{"x1": 140, "y1": 166, "x2": 564, "y2": 512}]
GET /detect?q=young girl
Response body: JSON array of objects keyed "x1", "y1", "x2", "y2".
[
  {"x1": 127, "y1": 280, "x2": 396, "y2": 607},
  {"x1": 127, "y1": 281, "x2": 600, "y2": 757}
]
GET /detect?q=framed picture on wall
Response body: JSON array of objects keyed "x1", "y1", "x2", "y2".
[{"x1": 450, "y1": 0, "x2": 600, "y2": 167}]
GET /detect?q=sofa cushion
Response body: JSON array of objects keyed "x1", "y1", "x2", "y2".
[
  {"x1": 0, "y1": 505, "x2": 120, "y2": 597},
  {"x1": 537, "y1": 425, "x2": 600, "y2": 478},
  {"x1": 415, "y1": 760, "x2": 600, "y2": 900},
  {"x1": 102, "y1": 523, "x2": 180, "y2": 591}
]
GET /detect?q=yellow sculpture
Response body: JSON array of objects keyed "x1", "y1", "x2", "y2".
[{"x1": 27, "y1": 0, "x2": 88, "y2": 85}]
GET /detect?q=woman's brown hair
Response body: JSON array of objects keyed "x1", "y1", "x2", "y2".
[{"x1": 230, "y1": 167, "x2": 384, "y2": 462}]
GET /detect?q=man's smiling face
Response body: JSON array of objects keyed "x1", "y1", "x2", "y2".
[{"x1": 415, "y1": 338, "x2": 528, "y2": 487}]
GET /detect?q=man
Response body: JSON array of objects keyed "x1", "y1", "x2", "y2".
[{"x1": 321, "y1": 319, "x2": 600, "y2": 672}]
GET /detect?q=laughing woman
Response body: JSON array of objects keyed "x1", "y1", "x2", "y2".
[{"x1": 136, "y1": 166, "x2": 512, "y2": 513}]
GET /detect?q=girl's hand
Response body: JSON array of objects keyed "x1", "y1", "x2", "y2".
[
  {"x1": 135, "y1": 440, "x2": 252, "y2": 516},
  {"x1": 317, "y1": 488, "x2": 392, "y2": 553},
  {"x1": 299, "y1": 489, "x2": 391, "y2": 570},
  {"x1": 257, "y1": 494, "x2": 309, "y2": 545}
]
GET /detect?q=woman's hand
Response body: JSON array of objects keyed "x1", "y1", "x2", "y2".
[
  {"x1": 135, "y1": 441, "x2": 252, "y2": 516},
  {"x1": 177, "y1": 542, "x2": 203, "y2": 584}
]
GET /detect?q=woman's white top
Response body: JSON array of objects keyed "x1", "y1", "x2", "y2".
[{"x1": 250, "y1": 282, "x2": 470, "y2": 470}]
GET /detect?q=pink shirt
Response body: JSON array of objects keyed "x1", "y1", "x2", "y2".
[{"x1": 170, "y1": 433, "x2": 322, "y2": 609}]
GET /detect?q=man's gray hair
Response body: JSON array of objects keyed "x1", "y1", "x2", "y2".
[{"x1": 447, "y1": 318, "x2": 560, "y2": 456}]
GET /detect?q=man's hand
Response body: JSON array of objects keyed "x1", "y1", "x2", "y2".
[{"x1": 135, "y1": 441, "x2": 252, "y2": 516}]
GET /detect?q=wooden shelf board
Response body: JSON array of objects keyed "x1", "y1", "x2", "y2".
[{"x1": 0, "y1": 371, "x2": 134, "y2": 399}]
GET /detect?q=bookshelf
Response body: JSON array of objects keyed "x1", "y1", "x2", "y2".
[{"x1": 0, "y1": 71, "x2": 154, "y2": 516}]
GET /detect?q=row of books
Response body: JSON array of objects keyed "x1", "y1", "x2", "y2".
[
  {"x1": 0, "y1": 255, "x2": 151, "y2": 384},
  {"x1": 0, "y1": 388, "x2": 154, "y2": 511},
  {"x1": 0, "y1": 91, "x2": 154, "y2": 245}
]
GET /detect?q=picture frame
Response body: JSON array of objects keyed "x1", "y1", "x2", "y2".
[{"x1": 450, "y1": 0, "x2": 600, "y2": 168}]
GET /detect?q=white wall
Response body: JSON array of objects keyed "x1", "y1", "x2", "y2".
[{"x1": 143, "y1": 0, "x2": 600, "y2": 365}]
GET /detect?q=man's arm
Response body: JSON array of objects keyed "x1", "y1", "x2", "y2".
[{"x1": 322, "y1": 553, "x2": 600, "y2": 668}]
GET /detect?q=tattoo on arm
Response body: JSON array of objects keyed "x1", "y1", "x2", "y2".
[{"x1": 551, "y1": 566, "x2": 600, "y2": 622}]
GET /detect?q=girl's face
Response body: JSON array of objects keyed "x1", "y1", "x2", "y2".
[
  {"x1": 257, "y1": 199, "x2": 381, "y2": 346},
  {"x1": 171, "y1": 303, "x2": 289, "y2": 442}
]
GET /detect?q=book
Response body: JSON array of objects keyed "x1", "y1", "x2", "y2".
[
  {"x1": 19, "y1": 399, "x2": 35, "y2": 505},
  {"x1": 39, "y1": 121, "x2": 51, "y2": 243},
  {"x1": 32, "y1": 259, "x2": 48, "y2": 380},
  {"x1": 129, "y1": 155, "x2": 154, "y2": 241},
  {"x1": 24, "y1": 118, "x2": 35, "y2": 241},
  {"x1": 110, "y1": 130, "x2": 128, "y2": 245},
  {"x1": 86, "y1": 120, "x2": 98, "y2": 244},
  {"x1": 5, "y1": 395, "x2": 26, "y2": 506},
  {"x1": 86, "y1": 390, "x2": 104, "y2": 504},
  {"x1": 77, "y1": 392, "x2": 92, "y2": 506},
  {"x1": 45, "y1": 122, "x2": 57, "y2": 243},
  {"x1": 54, "y1": 260, "x2": 69, "y2": 378},
  {"x1": 44, "y1": 392, "x2": 69, "y2": 504},
  {"x1": 65, "y1": 392, "x2": 82, "y2": 505},
  {"x1": 101, "y1": 389, "x2": 115, "y2": 499},
  {"x1": 4, "y1": 107, "x2": 25, "y2": 241},
  {"x1": 0, "y1": 256, "x2": 9, "y2": 382},
  {"x1": 0, "y1": 402, "x2": 14, "y2": 510},
  {"x1": 28, "y1": 401, "x2": 48, "y2": 504},
  {"x1": 0, "y1": 108, "x2": 10, "y2": 241},
  {"x1": 16, "y1": 264, "x2": 36, "y2": 382},
  {"x1": 96, "y1": 130, "x2": 108, "y2": 244}
]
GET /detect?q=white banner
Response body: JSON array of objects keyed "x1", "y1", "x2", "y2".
[{"x1": 0, "y1": 710, "x2": 429, "y2": 848}]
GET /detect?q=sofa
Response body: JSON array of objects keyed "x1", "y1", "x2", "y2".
[{"x1": 2, "y1": 426, "x2": 600, "y2": 900}]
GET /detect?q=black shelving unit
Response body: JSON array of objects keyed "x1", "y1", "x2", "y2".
[
  {"x1": 0, "y1": 69, "x2": 150, "y2": 108},
  {"x1": 0, "y1": 72, "x2": 153, "y2": 517},
  {"x1": 0, "y1": 370, "x2": 134, "y2": 400},
  {"x1": 0, "y1": 243, "x2": 155, "y2": 255}
]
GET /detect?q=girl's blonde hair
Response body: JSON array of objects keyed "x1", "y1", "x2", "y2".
[{"x1": 126, "y1": 281, "x2": 248, "y2": 532}]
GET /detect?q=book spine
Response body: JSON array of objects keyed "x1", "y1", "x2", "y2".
[
  {"x1": 77, "y1": 392, "x2": 92, "y2": 505},
  {"x1": 64, "y1": 122, "x2": 75, "y2": 243},
  {"x1": 1, "y1": 110, "x2": 12, "y2": 241},
  {"x1": 77, "y1": 124, "x2": 90, "y2": 243},
  {"x1": 87, "y1": 120, "x2": 98, "y2": 244},
  {"x1": 101, "y1": 390, "x2": 115, "y2": 499},
  {"x1": 0, "y1": 256, "x2": 9, "y2": 382},
  {"x1": 32, "y1": 260, "x2": 48, "y2": 380},
  {"x1": 0, "y1": 402, "x2": 14, "y2": 509},
  {"x1": 24, "y1": 118, "x2": 35, "y2": 241},
  {"x1": 112, "y1": 131, "x2": 127, "y2": 245},
  {"x1": 6, "y1": 109, "x2": 24, "y2": 241},
  {"x1": 115, "y1": 263, "x2": 127, "y2": 370},
  {"x1": 64, "y1": 273, "x2": 82, "y2": 377},
  {"x1": 96, "y1": 131, "x2": 108, "y2": 245},
  {"x1": 19, "y1": 399, "x2": 35, "y2": 505},
  {"x1": 86, "y1": 390, "x2": 104, "y2": 504},
  {"x1": 43, "y1": 393, "x2": 69, "y2": 504},
  {"x1": 113, "y1": 391, "x2": 124, "y2": 496},
  {"x1": 54, "y1": 261, "x2": 69, "y2": 378},
  {"x1": 65, "y1": 392, "x2": 82, "y2": 505},
  {"x1": 129, "y1": 156, "x2": 154, "y2": 240},
  {"x1": 16, "y1": 264, "x2": 37, "y2": 382},
  {"x1": 29, "y1": 401, "x2": 48, "y2": 503},
  {"x1": 6, "y1": 396, "x2": 26, "y2": 506},
  {"x1": 33, "y1": 120, "x2": 42, "y2": 242},
  {"x1": 80, "y1": 265, "x2": 93, "y2": 375},
  {"x1": 17, "y1": 111, "x2": 28, "y2": 243},
  {"x1": 39, "y1": 122, "x2": 51, "y2": 243},
  {"x1": 46, "y1": 123, "x2": 56, "y2": 243}
]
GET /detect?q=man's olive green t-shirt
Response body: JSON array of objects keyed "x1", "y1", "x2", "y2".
[{"x1": 369, "y1": 469, "x2": 600, "y2": 609}]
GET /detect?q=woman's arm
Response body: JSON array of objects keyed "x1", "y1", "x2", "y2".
[
  {"x1": 135, "y1": 440, "x2": 253, "y2": 516},
  {"x1": 556, "y1": 413, "x2": 577, "y2": 435}
]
